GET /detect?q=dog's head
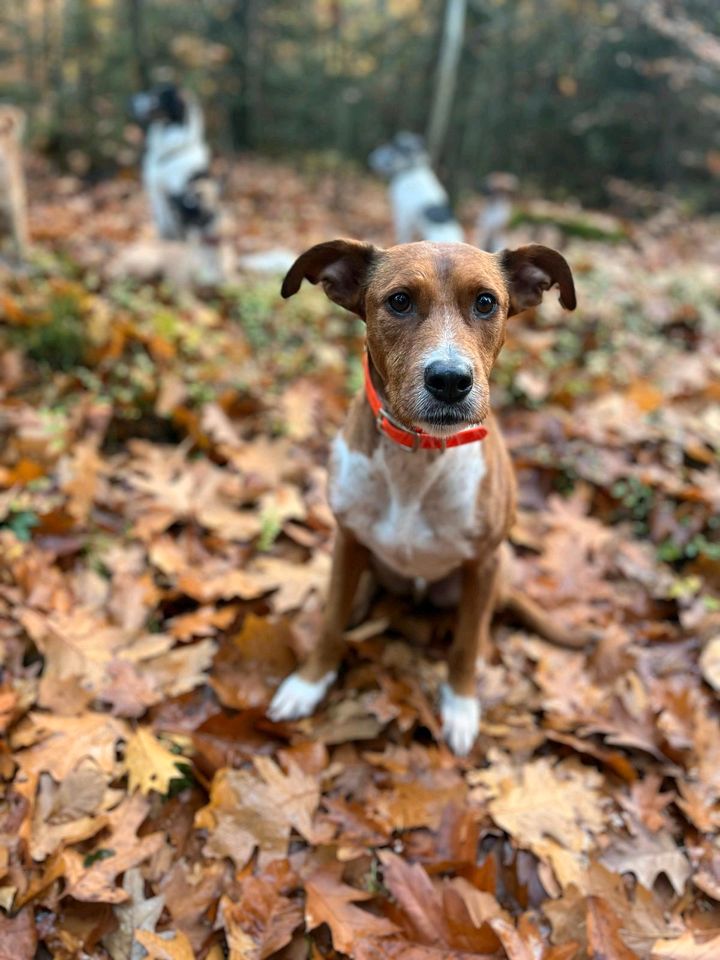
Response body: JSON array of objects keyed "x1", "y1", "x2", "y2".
[
  {"x1": 282, "y1": 240, "x2": 576, "y2": 436},
  {"x1": 368, "y1": 132, "x2": 429, "y2": 179},
  {"x1": 130, "y1": 84, "x2": 186, "y2": 126}
]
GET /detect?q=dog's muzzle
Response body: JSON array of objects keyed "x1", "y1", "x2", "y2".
[{"x1": 423, "y1": 360, "x2": 473, "y2": 404}]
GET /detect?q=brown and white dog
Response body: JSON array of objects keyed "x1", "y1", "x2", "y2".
[
  {"x1": 268, "y1": 239, "x2": 580, "y2": 754},
  {"x1": 0, "y1": 105, "x2": 29, "y2": 261}
]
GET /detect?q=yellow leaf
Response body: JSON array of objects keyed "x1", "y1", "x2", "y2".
[
  {"x1": 134, "y1": 930, "x2": 195, "y2": 960},
  {"x1": 125, "y1": 728, "x2": 182, "y2": 796},
  {"x1": 626, "y1": 379, "x2": 664, "y2": 413}
]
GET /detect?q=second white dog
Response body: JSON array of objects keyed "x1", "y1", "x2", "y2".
[
  {"x1": 369, "y1": 132, "x2": 464, "y2": 244},
  {"x1": 131, "y1": 85, "x2": 214, "y2": 242}
]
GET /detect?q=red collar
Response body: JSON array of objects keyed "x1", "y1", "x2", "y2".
[{"x1": 363, "y1": 351, "x2": 487, "y2": 452}]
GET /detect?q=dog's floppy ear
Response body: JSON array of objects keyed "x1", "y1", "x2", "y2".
[
  {"x1": 499, "y1": 244, "x2": 576, "y2": 316},
  {"x1": 281, "y1": 239, "x2": 380, "y2": 319}
]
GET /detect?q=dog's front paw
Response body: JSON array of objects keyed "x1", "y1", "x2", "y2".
[
  {"x1": 440, "y1": 683, "x2": 480, "y2": 756},
  {"x1": 267, "y1": 670, "x2": 337, "y2": 722}
]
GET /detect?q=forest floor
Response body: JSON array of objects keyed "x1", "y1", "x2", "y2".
[{"x1": 1, "y1": 156, "x2": 720, "y2": 960}]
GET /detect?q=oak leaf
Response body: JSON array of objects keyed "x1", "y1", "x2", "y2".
[
  {"x1": 378, "y1": 850, "x2": 444, "y2": 946},
  {"x1": 304, "y1": 864, "x2": 399, "y2": 954},
  {"x1": 651, "y1": 933, "x2": 720, "y2": 959},
  {"x1": 600, "y1": 825, "x2": 690, "y2": 895},
  {"x1": 133, "y1": 930, "x2": 195, "y2": 960},
  {"x1": 618, "y1": 775, "x2": 674, "y2": 833},
  {"x1": 62, "y1": 793, "x2": 164, "y2": 903},
  {"x1": 103, "y1": 867, "x2": 166, "y2": 960},
  {"x1": 159, "y1": 859, "x2": 226, "y2": 953},
  {"x1": 140, "y1": 638, "x2": 217, "y2": 698},
  {"x1": 30, "y1": 762, "x2": 112, "y2": 861},
  {"x1": 126, "y1": 727, "x2": 184, "y2": 795},
  {"x1": 0, "y1": 907, "x2": 37, "y2": 960},
  {"x1": 12, "y1": 711, "x2": 129, "y2": 782},
  {"x1": 471, "y1": 752, "x2": 608, "y2": 853},
  {"x1": 253, "y1": 755, "x2": 323, "y2": 843},
  {"x1": 249, "y1": 553, "x2": 330, "y2": 614},
  {"x1": 586, "y1": 896, "x2": 639, "y2": 960},
  {"x1": 379, "y1": 853, "x2": 502, "y2": 954},
  {"x1": 218, "y1": 882, "x2": 303, "y2": 960},
  {"x1": 372, "y1": 781, "x2": 466, "y2": 832},
  {"x1": 699, "y1": 635, "x2": 720, "y2": 692},
  {"x1": 210, "y1": 614, "x2": 295, "y2": 710},
  {"x1": 353, "y1": 939, "x2": 495, "y2": 959},
  {"x1": 195, "y1": 768, "x2": 290, "y2": 870}
]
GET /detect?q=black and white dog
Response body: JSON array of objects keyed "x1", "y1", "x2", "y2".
[
  {"x1": 368, "y1": 132, "x2": 464, "y2": 244},
  {"x1": 131, "y1": 85, "x2": 218, "y2": 242},
  {"x1": 476, "y1": 172, "x2": 518, "y2": 253}
]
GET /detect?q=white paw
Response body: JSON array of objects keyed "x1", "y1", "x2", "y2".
[
  {"x1": 440, "y1": 683, "x2": 480, "y2": 756},
  {"x1": 267, "y1": 671, "x2": 337, "y2": 722}
]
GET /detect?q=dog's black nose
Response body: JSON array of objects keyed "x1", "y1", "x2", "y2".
[{"x1": 423, "y1": 361, "x2": 473, "y2": 403}]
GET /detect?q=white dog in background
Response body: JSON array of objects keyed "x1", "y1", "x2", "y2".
[
  {"x1": 131, "y1": 84, "x2": 216, "y2": 242},
  {"x1": 369, "y1": 132, "x2": 464, "y2": 244},
  {"x1": 476, "y1": 172, "x2": 518, "y2": 252},
  {"x1": 123, "y1": 84, "x2": 231, "y2": 286}
]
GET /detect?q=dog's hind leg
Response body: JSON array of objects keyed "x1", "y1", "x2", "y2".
[
  {"x1": 495, "y1": 541, "x2": 593, "y2": 649},
  {"x1": 501, "y1": 588, "x2": 593, "y2": 649},
  {"x1": 268, "y1": 527, "x2": 370, "y2": 721}
]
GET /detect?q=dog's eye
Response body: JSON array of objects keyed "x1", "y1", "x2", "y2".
[
  {"x1": 475, "y1": 293, "x2": 497, "y2": 317},
  {"x1": 388, "y1": 292, "x2": 412, "y2": 314}
]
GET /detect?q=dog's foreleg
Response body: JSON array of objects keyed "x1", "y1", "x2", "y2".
[
  {"x1": 147, "y1": 179, "x2": 181, "y2": 240},
  {"x1": 268, "y1": 527, "x2": 369, "y2": 721},
  {"x1": 440, "y1": 555, "x2": 499, "y2": 755}
]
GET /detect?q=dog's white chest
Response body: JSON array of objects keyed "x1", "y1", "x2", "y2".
[{"x1": 329, "y1": 434, "x2": 486, "y2": 581}]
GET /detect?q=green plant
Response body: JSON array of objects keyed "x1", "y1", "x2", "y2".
[
  {"x1": 2, "y1": 509, "x2": 39, "y2": 542},
  {"x1": 611, "y1": 477, "x2": 655, "y2": 533},
  {"x1": 21, "y1": 290, "x2": 88, "y2": 370}
]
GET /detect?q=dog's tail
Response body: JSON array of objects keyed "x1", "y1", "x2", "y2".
[{"x1": 501, "y1": 588, "x2": 592, "y2": 649}]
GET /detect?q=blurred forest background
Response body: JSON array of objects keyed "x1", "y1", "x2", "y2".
[
  {"x1": 2, "y1": 0, "x2": 719, "y2": 209},
  {"x1": 2, "y1": 3, "x2": 720, "y2": 959}
]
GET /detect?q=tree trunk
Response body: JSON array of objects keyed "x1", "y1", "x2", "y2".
[
  {"x1": 128, "y1": 0, "x2": 149, "y2": 89},
  {"x1": 426, "y1": 0, "x2": 467, "y2": 165}
]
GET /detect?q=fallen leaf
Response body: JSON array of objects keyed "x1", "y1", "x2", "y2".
[
  {"x1": 195, "y1": 768, "x2": 290, "y2": 870},
  {"x1": 211, "y1": 614, "x2": 295, "y2": 710},
  {"x1": 134, "y1": 930, "x2": 195, "y2": 960},
  {"x1": 586, "y1": 896, "x2": 639, "y2": 960},
  {"x1": 600, "y1": 825, "x2": 690, "y2": 895},
  {"x1": 254, "y1": 755, "x2": 323, "y2": 842},
  {"x1": 103, "y1": 867, "x2": 166, "y2": 960},
  {"x1": 0, "y1": 907, "x2": 37, "y2": 960},
  {"x1": 218, "y1": 881, "x2": 303, "y2": 960},
  {"x1": 652, "y1": 932, "x2": 720, "y2": 959},
  {"x1": 471, "y1": 752, "x2": 608, "y2": 854},
  {"x1": 63, "y1": 793, "x2": 164, "y2": 903},
  {"x1": 13, "y1": 712, "x2": 129, "y2": 782},
  {"x1": 30, "y1": 762, "x2": 111, "y2": 861},
  {"x1": 699, "y1": 635, "x2": 720, "y2": 692},
  {"x1": 379, "y1": 853, "x2": 501, "y2": 954},
  {"x1": 125, "y1": 727, "x2": 184, "y2": 795},
  {"x1": 250, "y1": 553, "x2": 330, "y2": 614},
  {"x1": 305, "y1": 864, "x2": 399, "y2": 954}
]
